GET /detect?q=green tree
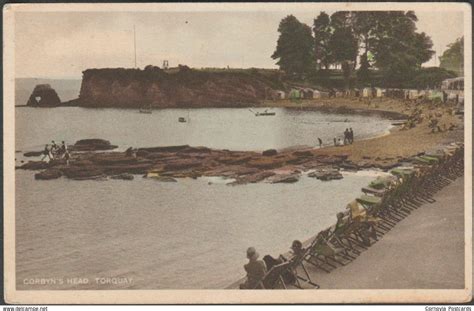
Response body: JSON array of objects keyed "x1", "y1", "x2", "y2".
[
  {"x1": 313, "y1": 12, "x2": 332, "y2": 71},
  {"x1": 272, "y1": 15, "x2": 315, "y2": 78},
  {"x1": 439, "y1": 37, "x2": 464, "y2": 76},
  {"x1": 328, "y1": 13, "x2": 358, "y2": 88},
  {"x1": 352, "y1": 11, "x2": 382, "y2": 84},
  {"x1": 371, "y1": 11, "x2": 434, "y2": 87}
]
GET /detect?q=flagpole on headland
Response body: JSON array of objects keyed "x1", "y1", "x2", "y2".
[{"x1": 133, "y1": 25, "x2": 137, "y2": 68}]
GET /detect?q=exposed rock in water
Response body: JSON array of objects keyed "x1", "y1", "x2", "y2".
[
  {"x1": 340, "y1": 161, "x2": 359, "y2": 171},
  {"x1": 23, "y1": 139, "x2": 408, "y2": 183},
  {"x1": 262, "y1": 149, "x2": 277, "y2": 156},
  {"x1": 71, "y1": 139, "x2": 118, "y2": 151},
  {"x1": 149, "y1": 176, "x2": 178, "y2": 182},
  {"x1": 110, "y1": 173, "x2": 134, "y2": 180},
  {"x1": 62, "y1": 166, "x2": 105, "y2": 180},
  {"x1": 308, "y1": 168, "x2": 343, "y2": 181},
  {"x1": 138, "y1": 145, "x2": 189, "y2": 153},
  {"x1": 18, "y1": 161, "x2": 50, "y2": 170},
  {"x1": 267, "y1": 173, "x2": 300, "y2": 184},
  {"x1": 230, "y1": 171, "x2": 276, "y2": 185},
  {"x1": 26, "y1": 84, "x2": 61, "y2": 107},
  {"x1": 24, "y1": 151, "x2": 44, "y2": 157},
  {"x1": 35, "y1": 169, "x2": 62, "y2": 180}
]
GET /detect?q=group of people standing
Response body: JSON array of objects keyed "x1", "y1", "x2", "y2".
[
  {"x1": 343, "y1": 128, "x2": 354, "y2": 145},
  {"x1": 317, "y1": 128, "x2": 355, "y2": 148},
  {"x1": 41, "y1": 140, "x2": 71, "y2": 164},
  {"x1": 331, "y1": 128, "x2": 355, "y2": 147}
]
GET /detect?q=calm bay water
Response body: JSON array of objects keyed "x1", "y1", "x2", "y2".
[
  {"x1": 15, "y1": 107, "x2": 391, "y2": 289},
  {"x1": 15, "y1": 107, "x2": 392, "y2": 152}
]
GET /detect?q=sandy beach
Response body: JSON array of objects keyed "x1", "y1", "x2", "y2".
[{"x1": 262, "y1": 97, "x2": 464, "y2": 164}]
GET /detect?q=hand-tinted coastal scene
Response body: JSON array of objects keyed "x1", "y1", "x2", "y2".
[{"x1": 13, "y1": 5, "x2": 466, "y2": 291}]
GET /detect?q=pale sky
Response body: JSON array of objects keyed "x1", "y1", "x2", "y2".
[{"x1": 14, "y1": 9, "x2": 464, "y2": 78}]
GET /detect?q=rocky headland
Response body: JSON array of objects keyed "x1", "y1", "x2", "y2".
[{"x1": 54, "y1": 66, "x2": 284, "y2": 108}]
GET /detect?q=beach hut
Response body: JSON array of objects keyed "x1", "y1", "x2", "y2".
[
  {"x1": 428, "y1": 90, "x2": 443, "y2": 101},
  {"x1": 275, "y1": 90, "x2": 285, "y2": 100},
  {"x1": 312, "y1": 90, "x2": 321, "y2": 99},
  {"x1": 302, "y1": 88, "x2": 313, "y2": 99},
  {"x1": 408, "y1": 90, "x2": 419, "y2": 100},
  {"x1": 376, "y1": 88, "x2": 384, "y2": 97},
  {"x1": 319, "y1": 91, "x2": 329, "y2": 98},
  {"x1": 362, "y1": 88, "x2": 371, "y2": 98},
  {"x1": 289, "y1": 89, "x2": 302, "y2": 99}
]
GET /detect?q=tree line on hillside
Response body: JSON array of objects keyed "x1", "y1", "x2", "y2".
[{"x1": 272, "y1": 11, "x2": 459, "y2": 89}]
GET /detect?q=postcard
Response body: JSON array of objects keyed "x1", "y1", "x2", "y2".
[{"x1": 3, "y1": 2, "x2": 472, "y2": 304}]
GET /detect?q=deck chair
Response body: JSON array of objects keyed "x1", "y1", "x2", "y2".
[
  {"x1": 329, "y1": 209, "x2": 377, "y2": 254},
  {"x1": 286, "y1": 249, "x2": 320, "y2": 289},
  {"x1": 305, "y1": 231, "x2": 355, "y2": 273},
  {"x1": 254, "y1": 261, "x2": 293, "y2": 289},
  {"x1": 347, "y1": 200, "x2": 387, "y2": 238}
]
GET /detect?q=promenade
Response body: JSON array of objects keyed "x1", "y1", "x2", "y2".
[{"x1": 304, "y1": 176, "x2": 465, "y2": 289}]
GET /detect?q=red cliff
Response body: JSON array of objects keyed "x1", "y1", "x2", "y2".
[{"x1": 76, "y1": 66, "x2": 283, "y2": 108}]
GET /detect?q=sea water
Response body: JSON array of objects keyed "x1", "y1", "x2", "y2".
[{"x1": 15, "y1": 107, "x2": 391, "y2": 289}]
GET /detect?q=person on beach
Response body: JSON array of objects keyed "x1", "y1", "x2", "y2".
[
  {"x1": 333, "y1": 137, "x2": 337, "y2": 147},
  {"x1": 41, "y1": 144, "x2": 51, "y2": 161},
  {"x1": 263, "y1": 240, "x2": 304, "y2": 270},
  {"x1": 334, "y1": 212, "x2": 348, "y2": 235},
  {"x1": 349, "y1": 128, "x2": 354, "y2": 144},
  {"x1": 343, "y1": 129, "x2": 349, "y2": 145},
  {"x1": 51, "y1": 141, "x2": 59, "y2": 158},
  {"x1": 59, "y1": 141, "x2": 67, "y2": 158},
  {"x1": 318, "y1": 137, "x2": 323, "y2": 148},
  {"x1": 337, "y1": 138, "x2": 343, "y2": 146},
  {"x1": 262, "y1": 240, "x2": 303, "y2": 285},
  {"x1": 64, "y1": 150, "x2": 71, "y2": 166},
  {"x1": 239, "y1": 247, "x2": 267, "y2": 289}
]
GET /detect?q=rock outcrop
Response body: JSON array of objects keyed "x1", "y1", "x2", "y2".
[
  {"x1": 75, "y1": 66, "x2": 283, "y2": 108},
  {"x1": 18, "y1": 139, "x2": 415, "y2": 184},
  {"x1": 72, "y1": 139, "x2": 118, "y2": 151},
  {"x1": 26, "y1": 84, "x2": 61, "y2": 107}
]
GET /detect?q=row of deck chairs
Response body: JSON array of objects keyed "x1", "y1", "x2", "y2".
[{"x1": 253, "y1": 142, "x2": 464, "y2": 289}]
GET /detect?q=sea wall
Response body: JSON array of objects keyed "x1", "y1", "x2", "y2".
[{"x1": 76, "y1": 66, "x2": 283, "y2": 108}]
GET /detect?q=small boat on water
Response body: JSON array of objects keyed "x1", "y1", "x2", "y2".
[
  {"x1": 178, "y1": 110, "x2": 190, "y2": 123},
  {"x1": 139, "y1": 104, "x2": 152, "y2": 114},
  {"x1": 249, "y1": 109, "x2": 276, "y2": 116}
]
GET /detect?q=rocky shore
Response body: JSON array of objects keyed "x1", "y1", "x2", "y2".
[{"x1": 18, "y1": 139, "x2": 389, "y2": 184}]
